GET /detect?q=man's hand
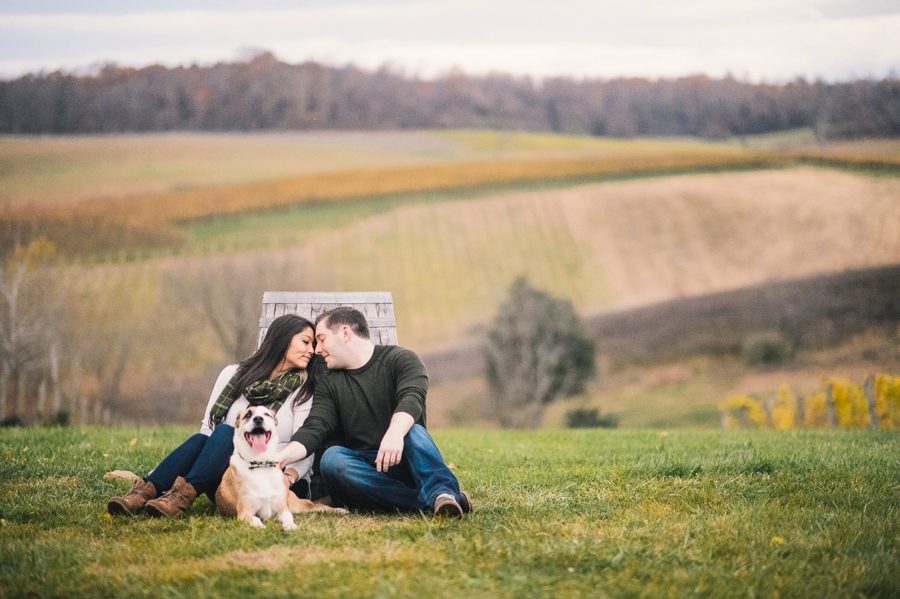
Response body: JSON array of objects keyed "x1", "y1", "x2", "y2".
[
  {"x1": 276, "y1": 441, "x2": 309, "y2": 470},
  {"x1": 376, "y1": 412, "x2": 415, "y2": 472}
]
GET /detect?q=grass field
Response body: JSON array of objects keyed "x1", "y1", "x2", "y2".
[
  {"x1": 0, "y1": 131, "x2": 457, "y2": 210},
  {"x1": 4, "y1": 149, "x2": 777, "y2": 257},
  {"x1": 4, "y1": 130, "x2": 899, "y2": 259},
  {"x1": 2, "y1": 427, "x2": 898, "y2": 598},
  {"x1": 0, "y1": 130, "x2": 734, "y2": 211}
]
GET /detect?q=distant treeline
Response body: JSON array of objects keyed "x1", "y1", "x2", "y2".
[{"x1": 1, "y1": 52, "x2": 899, "y2": 138}]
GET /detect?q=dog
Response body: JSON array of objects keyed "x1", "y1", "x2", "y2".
[{"x1": 215, "y1": 406, "x2": 342, "y2": 529}]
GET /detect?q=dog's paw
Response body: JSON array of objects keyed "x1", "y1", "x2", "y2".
[
  {"x1": 333, "y1": 507, "x2": 349, "y2": 514},
  {"x1": 250, "y1": 516, "x2": 265, "y2": 529},
  {"x1": 278, "y1": 511, "x2": 298, "y2": 531}
]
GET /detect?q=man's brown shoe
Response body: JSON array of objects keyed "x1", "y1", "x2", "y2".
[
  {"x1": 108, "y1": 479, "x2": 158, "y2": 516},
  {"x1": 144, "y1": 476, "x2": 197, "y2": 518},
  {"x1": 459, "y1": 491, "x2": 473, "y2": 515},
  {"x1": 434, "y1": 493, "x2": 463, "y2": 518}
]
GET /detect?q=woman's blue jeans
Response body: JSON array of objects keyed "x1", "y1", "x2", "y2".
[
  {"x1": 146, "y1": 424, "x2": 234, "y2": 502},
  {"x1": 319, "y1": 424, "x2": 460, "y2": 512}
]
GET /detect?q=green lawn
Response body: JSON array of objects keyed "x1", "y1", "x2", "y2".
[{"x1": 2, "y1": 428, "x2": 898, "y2": 598}]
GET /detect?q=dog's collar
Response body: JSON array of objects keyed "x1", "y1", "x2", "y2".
[{"x1": 248, "y1": 460, "x2": 280, "y2": 470}]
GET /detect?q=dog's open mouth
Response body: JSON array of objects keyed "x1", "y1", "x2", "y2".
[{"x1": 245, "y1": 430, "x2": 271, "y2": 454}]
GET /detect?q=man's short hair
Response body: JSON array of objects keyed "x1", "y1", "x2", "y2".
[{"x1": 315, "y1": 306, "x2": 370, "y2": 340}]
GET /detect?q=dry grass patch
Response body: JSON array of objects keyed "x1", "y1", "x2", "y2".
[
  {"x1": 126, "y1": 541, "x2": 436, "y2": 577},
  {"x1": 4, "y1": 476, "x2": 84, "y2": 494},
  {"x1": 89, "y1": 538, "x2": 447, "y2": 588}
]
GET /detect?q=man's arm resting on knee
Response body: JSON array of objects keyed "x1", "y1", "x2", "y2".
[
  {"x1": 375, "y1": 412, "x2": 415, "y2": 473},
  {"x1": 277, "y1": 441, "x2": 309, "y2": 470}
]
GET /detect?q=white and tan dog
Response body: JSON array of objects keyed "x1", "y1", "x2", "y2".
[{"x1": 216, "y1": 406, "x2": 339, "y2": 529}]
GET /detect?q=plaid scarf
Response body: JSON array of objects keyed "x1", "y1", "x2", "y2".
[{"x1": 207, "y1": 368, "x2": 306, "y2": 429}]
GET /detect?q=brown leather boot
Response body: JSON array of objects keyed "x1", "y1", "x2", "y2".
[
  {"x1": 433, "y1": 493, "x2": 463, "y2": 518},
  {"x1": 143, "y1": 476, "x2": 198, "y2": 518},
  {"x1": 459, "y1": 491, "x2": 473, "y2": 515},
  {"x1": 108, "y1": 478, "x2": 158, "y2": 516}
]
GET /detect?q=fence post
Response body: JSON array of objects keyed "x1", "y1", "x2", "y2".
[
  {"x1": 864, "y1": 375, "x2": 879, "y2": 429},
  {"x1": 826, "y1": 384, "x2": 838, "y2": 429},
  {"x1": 0, "y1": 363, "x2": 8, "y2": 421},
  {"x1": 764, "y1": 397, "x2": 774, "y2": 429},
  {"x1": 37, "y1": 378, "x2": 47, "y2": 424},
  {"x1": 50, "y1": 343, "x2": 61, "y2": 416}
]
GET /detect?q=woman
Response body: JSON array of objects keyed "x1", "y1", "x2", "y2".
[{"x1": 108, "y1": 314, "x2": 319, "y2": 518}]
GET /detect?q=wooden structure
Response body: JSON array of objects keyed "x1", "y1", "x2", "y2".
[{"x1": 257, "y1": 291, "x2": 398, "y2": 348}]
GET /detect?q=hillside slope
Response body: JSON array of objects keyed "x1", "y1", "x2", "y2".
[
  {"x1": 423, "y1": 263, "x2": 900, "y2": 380},
  {"x1": 264, "y1": 167, "x2": 900, "y2": 350}
]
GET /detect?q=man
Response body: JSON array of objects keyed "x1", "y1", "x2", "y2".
[{"x1": 275, "y1": 306, "x2": 471, "y2": 517}]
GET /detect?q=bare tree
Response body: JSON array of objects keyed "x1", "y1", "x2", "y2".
[
  {"x1": 164, "y1": 254, "x2": 289, "y2": 363},
  {"x1": 62, "y1": 267, "x2": 146, "y2": 424},
  {"x1": 0, "y1": 239, "x2": 58, "y2": 423},
  {"x1": 484, "y1": 277, "x2": 595, "y2": 429}
]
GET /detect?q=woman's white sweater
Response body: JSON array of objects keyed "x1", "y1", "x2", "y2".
[{"x1": 199, "y1": 364, "x2": 315, "y2": 482}]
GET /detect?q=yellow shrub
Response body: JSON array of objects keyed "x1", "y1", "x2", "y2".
[
  {"x1": 771, "y1": 385, "x2": 797, "y2": 429},
  {"x1": 875, "y1": 374, "x2": 900, "y2": 430},
  {"x1": 719, "y1": 395, "x2": 768, "y2": 429},
  {"x1": 804, "y1": 391, "x2": 829, "y2": 428},
  {"x1": 828, "y1": 378, "x2": 870, "y2": 428},
  {"x1": 727, "y1": 374, "x2": 900, "y2": 431}
]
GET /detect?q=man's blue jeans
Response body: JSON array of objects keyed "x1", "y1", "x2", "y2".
[
  {"x1": 146, "y1": 424, "x2": 234, "y2": 501},
  {"x1": 319, "y1": 424, "x2": 460, "y2": 512}
]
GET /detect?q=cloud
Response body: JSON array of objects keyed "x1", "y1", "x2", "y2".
[
  {"x1": 0, "y1": 0, "x2": 898, "y2": 81},
  {"x1": 816, "y1": 0, "x2": 900, "y2": 18}
]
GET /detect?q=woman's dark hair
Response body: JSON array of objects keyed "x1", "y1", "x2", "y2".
[{"x1": 234, "y1": 314, "x2": 317, "y2": 406}]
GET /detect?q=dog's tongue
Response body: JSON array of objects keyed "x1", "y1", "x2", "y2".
[{"x1": 249, "y1": 433, "x2": 268, "y2": 454}]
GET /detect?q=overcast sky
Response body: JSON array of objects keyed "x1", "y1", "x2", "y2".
[{"x1": 1, "y1": 0, "x2": 899, "y2": 81}]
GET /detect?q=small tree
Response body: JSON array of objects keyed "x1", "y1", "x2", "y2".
[{"x1": 484, "y1": 277, "x2": 595, "y2": 429}]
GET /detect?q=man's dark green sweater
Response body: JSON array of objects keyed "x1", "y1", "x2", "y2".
[{"x1": 290, "y1": 344, "x2": 428, "y2": 453}]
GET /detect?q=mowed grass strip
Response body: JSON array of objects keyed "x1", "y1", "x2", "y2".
[
  {"x1": 790, "y1": 152, "x2": 900, "y2": 175},
  {"x1": 1, "y1": 427, "x2": 898, "y2": 599}
]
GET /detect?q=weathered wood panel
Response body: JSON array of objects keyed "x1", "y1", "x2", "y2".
[
  {"x1": 258, "y1": 292, "x2": 397, "y2": 348},
  {"x1": 263, "y1": 291, "x2": 393, "y2": 304}
]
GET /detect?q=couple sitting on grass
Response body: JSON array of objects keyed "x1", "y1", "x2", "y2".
[{"x1": 108, "y1": 307, "x2": 471, "y2": 519}]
